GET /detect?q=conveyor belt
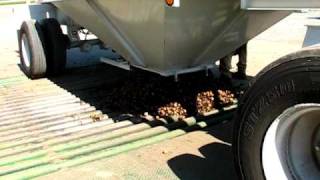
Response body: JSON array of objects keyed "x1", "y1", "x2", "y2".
[{"x1": 0, "y1": 66, "x2": 236, "y2": 179}]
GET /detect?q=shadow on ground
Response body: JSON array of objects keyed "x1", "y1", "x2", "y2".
[
  {"x1": 167, "y1": 120, "x2": 238, "y2": 180},
  {"x1": 48, "y1": 64, "x2": 128, "y2": 114}
]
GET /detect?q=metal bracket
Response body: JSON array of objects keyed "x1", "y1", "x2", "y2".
[{"x1": 100, "y1": 57, "x2": 130, "y2": 71}]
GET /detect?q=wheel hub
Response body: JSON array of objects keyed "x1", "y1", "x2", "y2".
[
  {"x1": 313, "y1": 126, "x2": 320, "y2": 168},
  {"x1": 262, "y1": 104, "x2": 320, "y2": 180},
  {"x1": 21, "y1": 34, "x2": 31, "y2": 68}
]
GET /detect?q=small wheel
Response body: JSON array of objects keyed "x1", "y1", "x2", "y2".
[
  {"x1": 19, "y1": 20, "x2": 47, "y2": 79},
  {"x1": 233, "y1": 48, "x2": 320, "y2": 180},
  {"x1": 41, "y1": 18, "x2": 67, "y2": 75}
]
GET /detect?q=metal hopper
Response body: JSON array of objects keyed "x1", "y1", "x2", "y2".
[{"x1": 39, "y1": 0, "x2": 290, "y2": 76}]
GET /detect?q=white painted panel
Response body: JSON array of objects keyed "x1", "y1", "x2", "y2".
[{"x1": 242, "y1": 0, "x2": 320, "y2": 10}]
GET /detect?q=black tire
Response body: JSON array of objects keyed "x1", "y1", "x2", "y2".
[
  {"x1": 41, "y1": 18, "x2": 67, "y2": 75},
  {"x1": 233, "y1": 47, "x2": 320, "y2": 180},
  {"x1": 19, "y1": 20, "x2": 47, "y2": 79}
]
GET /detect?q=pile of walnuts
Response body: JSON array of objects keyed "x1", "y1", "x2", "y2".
[
  {"x1": 157, "y1": 102, "x2": 187, "y2": 119},
  {"x1": 195, "y1": 89, "x2": 236, "y2": 115},
  {"x1": 156, "y1": 90, "x2": 236, "y2": 118},
  {"x1": 218, "y1": 90, "x2": 236, "y2": 106},
  {"x1": 101, "y1": 72, "x2": 238, "y2": 120},
  {"x1": 196, "y1": 90, "x2": 215, "y2": 114}
]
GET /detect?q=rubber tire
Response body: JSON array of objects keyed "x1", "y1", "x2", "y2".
[
  {"x1": 19, "y1": 20, "x2": 47, "y2": 79},
  {"x1": 233, "y1": 47, "x2": 320, "y2": 180},
  {"x1": 41, "y1": 18, "x2": 67, "y2": 75}
]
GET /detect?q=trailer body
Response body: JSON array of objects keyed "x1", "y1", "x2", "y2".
[{"x1": 39, "y1": 0, "x2": 292, "y2": 76}]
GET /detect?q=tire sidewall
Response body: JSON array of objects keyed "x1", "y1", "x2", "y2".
[
  {"x1": 19, "y1": 21, "x2": 46, "y2": 79},
  {"x1": 234, "y1": 57, "x2": 320, "y2": 180},
  {"x1": 19, "y1": 22, "x2": 35, "y2": 76}
]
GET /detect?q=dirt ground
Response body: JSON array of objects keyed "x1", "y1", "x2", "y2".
[{"x1": 0, "y1": 5, "x2": 317, "y2": 180}]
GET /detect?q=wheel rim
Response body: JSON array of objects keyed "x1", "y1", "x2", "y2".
[
  {"x1": 262, "y1": 104, "x2": 320, "y2": 180},
  {"x1": 21, "y1": 34, "x2": 31, "y2": 68}
]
